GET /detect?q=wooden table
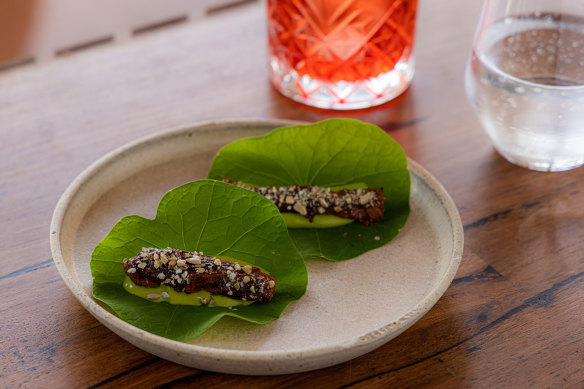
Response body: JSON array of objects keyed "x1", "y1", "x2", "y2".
[{"x1": 2, "y1": 0, "x2": 583, "y2": 387}]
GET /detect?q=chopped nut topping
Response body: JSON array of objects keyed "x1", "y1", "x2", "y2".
[
  {"x1": 359, "y1": 192, "x2": 375, "y2": 205},
  {"x1": 146, "y1": 293, "x2": 160, "y2": 300},
  {"x1": 268, "y1": 280, "x2": 275, "y2": 288},
  {"x1": 223, "y1": 180, "x2": 385, "y2": 225},
  {"x1": 187, "y1": 257, "x2": 201, "y2": 265},
  {"x1": 124, "y1": 248, "x2": 277, "y2": 302},
  {"x1": 293, "y1": 202, "x2": 307, "y2": 215}
]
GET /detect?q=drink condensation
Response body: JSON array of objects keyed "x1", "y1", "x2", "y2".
[{"x1": 465, "y1": 14, "x2": 584, "y2": 171}]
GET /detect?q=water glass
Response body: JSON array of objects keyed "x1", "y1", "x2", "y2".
[
  {"x1": 465, "y1": 0, "x2": 584, "y2": 171},
  {"x1": 267, "y1": 0, "x2": 417, "y2": 110}
]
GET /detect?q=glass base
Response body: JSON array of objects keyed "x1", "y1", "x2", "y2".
[
  {"x1": 269, "y1": 55, "x2": 414, "y2": 110},
  {"x1": 494, "y1": 146, "x2": 584, "y2": 172}
]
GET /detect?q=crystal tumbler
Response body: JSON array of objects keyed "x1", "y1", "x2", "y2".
[{"x1": 267, "y1": 0, "x2": 417, "y2": 110}]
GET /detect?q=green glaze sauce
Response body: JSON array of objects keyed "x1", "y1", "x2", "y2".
[
  {"x1": 123, "y1": 276, "x2": 253, "y2": 307},
  {"x1": 282, "y1": 213, "x2": 353, "y2": 228}
]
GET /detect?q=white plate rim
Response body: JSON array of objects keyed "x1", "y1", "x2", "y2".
[{"x1": 50, "y1": 118, "x2": 464, "y2": 374}]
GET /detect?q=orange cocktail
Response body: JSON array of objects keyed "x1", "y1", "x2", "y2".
[{"x1": 267, "y1": 0, "x2": 417, "y2": 109}]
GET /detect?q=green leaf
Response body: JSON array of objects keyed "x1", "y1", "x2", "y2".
[
  {"x1": 207, "y1": 119, "x2": 410, "y2": 261},
  {"x1": 90, "y1": 180, "x2": 308, "y2": 341}
]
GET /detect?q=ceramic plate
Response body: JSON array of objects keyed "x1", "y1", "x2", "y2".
[{"x1": 50, "y1": 119, "x2": 463, "y2": 375}]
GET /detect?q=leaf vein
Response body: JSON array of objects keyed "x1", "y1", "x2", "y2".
[
  {"x1": 217, "y1": 156, "x2": 294, "y2": 185},
  {"x1": 194, "y1": 185, "x2": 214, "y2": 250},
  {"x1": 308, "y1": 135, "x2": 358, "y2": 184},
  {"x1": 180, "y1": 213, "x2": 187, "y2": 250},
  {"x1": 163, "y1": 305, "x2": 180, "y2": 336},
  {"x1": 215, "y1": 215, "x2": 280, "y2": 255}
]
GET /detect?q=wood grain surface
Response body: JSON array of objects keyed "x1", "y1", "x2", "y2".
[{"x1": 1, "y1": 0, "x2": 583, "y2": 387}]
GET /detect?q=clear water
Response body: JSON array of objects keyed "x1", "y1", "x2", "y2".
[{"x1": 465, "y1": 15, "x2": 584, "y2": 171}]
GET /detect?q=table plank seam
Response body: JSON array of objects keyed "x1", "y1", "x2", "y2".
[
  {"x1": 451, "y1": 265, "x2": 503, "y2": 284},
  {"x1": 378, "y1": 116, "x2": 429, "y2": 133},
  {"x1": 88, "y1": 357, "x2": 159, "y2": 389},
  {"x1": 463, "y1": 209, "x2": 513, "y2": 232},
  {"x1": 155, "y1": 371, "x2": 212, "y2": 389},
  {"x1": 0, "y1": 258, "x2": 53, "y2": 281},
  {"x1": 336, "y1": 271, "x2": 584, "y2": 388}
]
